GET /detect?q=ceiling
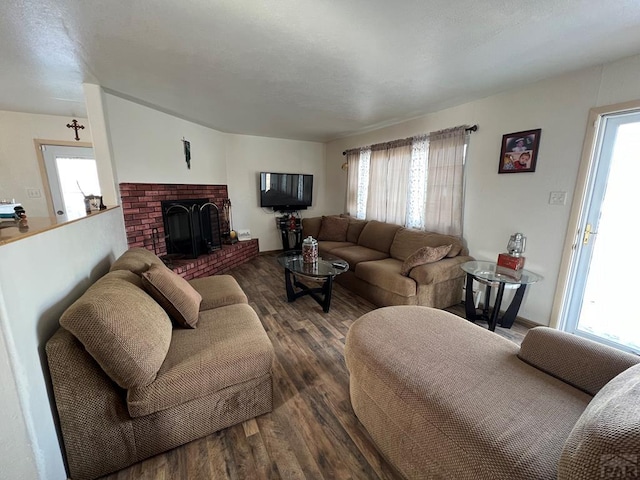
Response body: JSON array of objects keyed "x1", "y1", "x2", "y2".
[{"x1": 3, "y1": 1, "x2": 640, "y2": 142}]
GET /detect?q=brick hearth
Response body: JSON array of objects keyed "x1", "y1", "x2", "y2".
[
  {"x1": 166, "y1": 240, "x2": 260, "y2": 280},
  {"x1": 119, "y1": 183, "x2": 259, "y2": 278}
]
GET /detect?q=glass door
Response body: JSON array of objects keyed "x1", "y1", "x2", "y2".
[
  {"x1": 562, "y1": 110, "x2": 640, "y2": 354},
  {"x1": 42, "y1": 145, "x2": 98, "y2": 223}
]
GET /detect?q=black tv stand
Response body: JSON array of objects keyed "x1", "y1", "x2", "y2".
[{"x1": 277, "y1": 214, "x2": 302, "y2": 251}]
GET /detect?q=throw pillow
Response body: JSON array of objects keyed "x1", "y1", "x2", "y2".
[
  {"x1": 141, "y1": 264, "x2": 203, "y2": 328},
  {"x1": 346, "y1": 219, "x2": 367, "y2": 243},
  {"x1": 109, "y1": 247, "x2": 165, "y2": 275},
  {"x1": 317, "y1": 215, "x2": 349, "y2": 242},
  {"x1": 59, "y1": 270, "x2": 172, "y2": 389},
  {"x1": 400, "y1": 244, "x2": 452, "y2": 276}
]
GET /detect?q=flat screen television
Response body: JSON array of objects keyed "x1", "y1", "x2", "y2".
[{"x1": 260, "y1": 172, "x2": 313, "y2": 211}]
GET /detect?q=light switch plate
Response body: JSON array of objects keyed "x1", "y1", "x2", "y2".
[
  {"x1": 549, "y1": 191, "x2": 567, "y2": 205},
  {"x1": 26, "y1": 188, "x2": 42, "y2": 199}
]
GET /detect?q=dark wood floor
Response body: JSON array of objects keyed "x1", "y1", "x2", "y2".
[{"x1": 102, "y1": 253, "x2": 528, "y2": 480}]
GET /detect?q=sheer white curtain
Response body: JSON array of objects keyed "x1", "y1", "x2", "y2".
[
  {"x1": 345, "y1": 150, "x2": 360, "y2": 217},
  {"x1": 424, "y1": 126, "x2": 466, "y2": 236},
  {"x1": 366, "y1": 143, "x2": 412, "y2": 224},
  {"x1": 356, "y1": 149, "x2": 370, "y2": 219},
  {"x1": 406, "y1": 137, "x2": 428, "y2": 229}
]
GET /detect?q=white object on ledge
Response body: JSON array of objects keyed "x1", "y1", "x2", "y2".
[
  {"x1": 237, "y1": 229, "x2": 251, "y2": 241},
  {"x1": 0, "y1": 202, "x2": 21, "y2": 218}
]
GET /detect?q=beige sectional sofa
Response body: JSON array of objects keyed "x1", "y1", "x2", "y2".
[
  {"x1": 345, "y1": 306, "x2": 640, "y2": 479},
  {"x1": 46, "y1": 248, "x2": 274, "y2": 480},
  {"x1": 302, "y1": 215, "x2": 473, "y2": 309}
]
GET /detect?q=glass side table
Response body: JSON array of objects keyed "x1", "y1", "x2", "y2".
[
  {"x1": 276, "y1": 251, "x2": 349, "y2": 313},
  {"x1": 460, "y1": 260, "x2": 542, "y2": 331}
]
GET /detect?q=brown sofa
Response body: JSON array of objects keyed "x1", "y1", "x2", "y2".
[
  {"x1": 345, "y1": 306, "x2": 640, "y2": 479},
  {"x1": 46, "y1": 248, "x2": 274, "y2": 480},
  {"x1": 302, "y1": 215, "x2": 473, "y2": 309}
]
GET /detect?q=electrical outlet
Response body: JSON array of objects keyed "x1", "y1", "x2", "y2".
[
  {"x1": 26, "y1": 188, "x2": 42, "y2": 199},
  {"x1": 549, "y1": 191, "x2": 567, "y2": 205},
  {"x1": 237, "y1": 229, "x2": 251, "y2": 241}
]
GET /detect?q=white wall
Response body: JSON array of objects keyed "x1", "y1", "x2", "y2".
[
  {"x1": 103, "y1": 92, "x2": 326, "y2": 252},
  {"x1": 0, "y1": 305, "x2": 38, "y2": 480},
  {"x1": 0, "y1": 208, "x2": 128, "y2": 479},
  {"x1": 226, "y1": 134, "x2": 326, "y2": 251},
  {"x1": 104, "y1": 93, "x2": 228, "y2": 185},
  {"x1": 84, "y1": 84, "x2": 119, "y2": 208},
  {"x1": 0, "y1": 111, "x2": 91, "y2": 217},
  {"x1": 325, "y1": 54, "x2": 640, "y2": 326}
]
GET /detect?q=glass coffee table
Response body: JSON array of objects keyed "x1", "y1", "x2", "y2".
[
  {"x1": 277, "y1": 251, "x2": 349, "y2": 313},
  {"x1": 461, "y1": 260, "x2": 542, "y2": 331}
]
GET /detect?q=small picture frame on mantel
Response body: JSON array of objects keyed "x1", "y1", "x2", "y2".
[{"x1": 498, "y1": 129, "x2": 541, "y2": 174}]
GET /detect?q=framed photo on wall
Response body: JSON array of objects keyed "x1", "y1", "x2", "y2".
[{"x1": 498, "y1": 129, "x2": 541, "y2": 173}]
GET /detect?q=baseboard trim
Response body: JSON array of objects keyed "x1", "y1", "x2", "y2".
[
  {"x1": 454, "y1": 301, "x2": 544, "y2": 329},
  {"x1": 514, "y1": 316, "x2": 542, "y2": 329}
]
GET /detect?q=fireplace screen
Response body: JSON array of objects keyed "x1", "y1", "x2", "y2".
[{"x1": 161, "y1": 198, "x2": 222, "y2": 258}]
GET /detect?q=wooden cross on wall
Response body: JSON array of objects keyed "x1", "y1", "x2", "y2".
[{"x1": 66, "y1": 119, "x2": 85, "y2": 141}]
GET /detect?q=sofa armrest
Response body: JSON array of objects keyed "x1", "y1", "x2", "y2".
[
  {"x1": 46, "y1": 328, "x2": 138, "y2": 480},
  {"x1": 189, "y1": 274, "x2": 248, "y2": 310},
  {"x1": 518, "y1": 327, "x2": 640, "y2": 396},
  {"x1": 409, "y1": 255, "x2": 473, "y2": 285}
]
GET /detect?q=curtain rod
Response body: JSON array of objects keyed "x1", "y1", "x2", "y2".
[{"x1": 342, "y1": 124, "x2": 478, "y2": 156}]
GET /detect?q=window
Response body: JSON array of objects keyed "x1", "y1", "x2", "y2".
[
  {"x1": 350, "y1": 136, "x2": 427, "y2": 226},
  {"x1": 346, "y1": 126, "x2": 467, "y2": 235}
]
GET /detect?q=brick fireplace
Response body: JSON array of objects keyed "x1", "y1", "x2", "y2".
[{"x1": 120, "y1": 183, "x2": 259, "y2": 279}]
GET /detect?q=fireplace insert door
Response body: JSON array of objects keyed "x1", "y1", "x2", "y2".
[
  {"x1": 162, "y1": 199, "x2": 222, "y2": 258},
  {"x1": 200, "y1": 202, "x2": 223, "y2": 253}
]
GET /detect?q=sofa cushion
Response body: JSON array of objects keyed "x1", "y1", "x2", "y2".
[
  {"x1": 518, "y1": 327, "x2": 640, "y2": 396},
  {"x1": 408, "y1": 256, "x2": 470, "y2": 285},
  {"x1": 355, "y1": 259, "x2": 417, "y2": 297},
  {"x1": 400, "y1": 244, "x2": 452, "y2": 276},
  {"x1": 141, "y1": 264, "x2": 202, "y2": 328},
  {"x1": 189, "y1": 274, "x2": 248, "y2": 310},
  {"x1": 346, "y1": 219, "x2": 367, "y2": 243},
  {"x1": 301, "y1": 216, "x2": 322, "y2": 239},
  {"x1": 110, "y1": 247, "x2": 165, "y2": 275},
  {"x1": 318, "y1": 241, "x2": 355, "y2": 255},
  {"x1": 558, "y1": 363, "x2": 640, "y2": 480},
  {"x1": 328, "y1": 245, "x2": 389, "y2": 270},
  {"x1": 127, "y1": 303, "x2": 274, "y2": 417},
  {"x1": 317, "y1": 215, "x2": 349, "y2": 242},
  {"x1": 358, "y1": 220, "x2": 401, "y2": 253},
  {"x1": 60, "y1": 270, "x2": 172, "y2": 389},
  {"x1": 390, "y1": 228, "x2": 464, "y2": 261}
]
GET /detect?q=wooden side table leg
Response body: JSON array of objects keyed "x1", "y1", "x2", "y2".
[
  {"x1": 464, "y1": 273, "x2": 477, "y2": 321},
  {"x1": 500, "y1": 284, "x2": 527, "y2": 328},
  {"x1": 322, "y1": 275, "x2": 334, "y2": 313},
  {"x1": 284, "y1": 268, "x2": 296, "y2": 302},
  {"x1": 483, "y1": 284, "x2": 492, "y2": 318},
  {"x1": 489, "y1": 284, "x2": 506, "y2": 332}
]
